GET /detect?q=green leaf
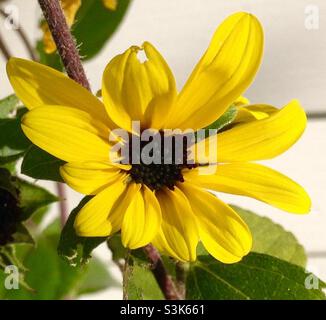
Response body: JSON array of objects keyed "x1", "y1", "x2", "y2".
[
  {"x1": 0, "y1": 112, "x2": 30, "y2": 165},
  {"x1": 0, "y1": 221, "x2": 116, "y2": 299},
  {"x1": 107, "y1": 233, "x2": 127, "y2": 262},
  {"x1": 108, "y1": 234, "x2": 165, "y2": 300},
  {"x1": 58, "y1": 197, "x2": 107, "y2": 266},
  {"x1": 14, "y1": 178, "x2": 58, "y2": 221},
  {"x1": 1, "y1": 160, "x2": 17, "y2": 174},
  {"x1": 125, "y1": 250, "x2": 164, "y2": 300},
  {"x1": 187, "y1": 253, "x2": 326, "y2": 300},
  {"x1": 203, "y1": 105, "x2": 238, "y2": 134},
  {"x1": 73, "y1": 0, "x2": 131, "y2": 60},
  {"x1": 76, "y1": 258, "x2": 119, "y2": 295},
  {"x1": 0, "y1": 230, "x2": 83, "y2": 299},
  {"x1": 0, "y1": 95, "x2": 20, "y2": 118},
  {"x1": 30, "y1": 206, "x2": 51, "y2": 225},
  {"x1": 0, "y1": 169, "x2": 54, "y2": 246},
  {"x1": 126, "y1": 261, "x2": 164, "y2": 300},
  {"x1": 9, "y1": 223, "x2": 34, "y2": 245},
  {"x1": 21, "y1": 145, "x2": 65, "y2": 182},
  {"x1": 232, "y1": 206, "x2": 307, "y2": 267},
  {"x1": 0, "y1": 168, "x2": 17, "y2": 197}
]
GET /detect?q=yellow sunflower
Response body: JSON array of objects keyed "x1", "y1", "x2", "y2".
[
  {"x1": 7, "y1": 12, "x2": 310, "y2": 263},
  {"x1": 42, "y1": 0, "x2": 118, "y2": 54}
]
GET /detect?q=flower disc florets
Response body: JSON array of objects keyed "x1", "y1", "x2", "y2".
[{"x1": 128, "y1": 132, "x2": 197, "y2": 190}]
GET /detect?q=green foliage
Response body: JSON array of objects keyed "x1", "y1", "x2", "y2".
[
  {"x1": 36, "y1": 40, "x2": 63, "y2": 71},
  {"x1": 1, "y1": 161, "x2": 17, "y2": 174},
  {"x1": 0, "y1": 108, "x2": 30, "y2": 165},
  {"x1": 187, "y1": 253, "x2": 326, "y2": 300},
  {"x1": 107, "y1": 233, "x2": 127, "y2": 262},
  {"x1": 0, "y1": 95, "x2": 20, "y2": 118},
  {"x1": 0, "y1": 168, "x2": 17, "y2": 196},
  {"x1": 108, "y1": 234, "x2": 165, "y2": 300},
  {"x1": 0, "y1": 246, "x2": 33, "y2": 292},
  {"x1": 108, "y1": 206, "x2": 323, "y2": 300},
  {"x1": 21, "y1": 146, "x2": 65, "y2": 182},
  {"x1": 0, "y1": 221, "x2": 117, "y2": 299},
  {"x1": 14, "y1": 178, "x2": 58, "y2": 221},
  {"x1": 125, "y1": 261, "x2": 164, "y2": 300},
  {"x1": 0, "y1": 168, "x2": 57, "y2": 246},
  {"x1": 233, "y1": 206, "x2": 307, "y2": 267},
  {"x1": 9, "y1": 224, "x2": 34, "y2": 246},
  {"x1": 203, "y1": 105, "x2": 238, "y2": 134},
  {"x1": 73, "y1": 0, "x2": 131, "y2": 60},
  {"x1": 58, "y1": 197, "x2": 107, "y2": 266},
  {"x1": 76, "y1": 257, "x2": 119, "y2": 295}
]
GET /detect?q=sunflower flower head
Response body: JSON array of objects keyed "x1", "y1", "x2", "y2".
[{"x1": 8, "y1": 12, "x2": 311, "y2": 263}]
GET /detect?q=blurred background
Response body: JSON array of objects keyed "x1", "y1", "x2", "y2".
[{"x1": 0, "y1": 0, "x2": 325, "y2": 299}]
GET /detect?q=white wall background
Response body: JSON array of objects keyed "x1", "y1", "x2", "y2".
[{"x1": 0, "y1": 0, "x2": 325, "y2": 299}]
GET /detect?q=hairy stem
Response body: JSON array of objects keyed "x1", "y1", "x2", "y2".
[
  {"x1": 175, "y1": 261, "x2": 189, "y2": 299},
  {"x1": 37, "y1": 0, "x2": 90, "y2": 90},
  {"x1": 37, "y1": 0, "x2": 90, "y2": 227},
  {"x1": 0, "y1": 31, "x2": 11, "y2": 60},
  {"x1": 143, "y1": 244, "x2": 182, "y2": 300}
]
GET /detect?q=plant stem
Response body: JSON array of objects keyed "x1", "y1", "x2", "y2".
[
  {"x1": 175, "y1": 261, "x2": 189, "y2": 299},
  {"x1": 37, "y1": 0, "x2": 90, "y2": 227},
  {"x1": 0, "y1": 31, "x2": 11, "y2": 60},
  {"x1": 143, "y1": 244, "x2": 182, "y2": 300},
  {"x1": 37, "y1": 0, "x2": 90, "y2": 90},
  {"x1": 56, "y1": 182, "x2": 68, "y2": 227},
  {"x1": 0, "y1": 8, "x2": 37, "y2": 61},
  {"x1": 122, "y1": 250, "x2": 131, "y2": 300}
]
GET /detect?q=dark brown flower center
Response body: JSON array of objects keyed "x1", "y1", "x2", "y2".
[{"x1": 127, "y1": 133, "x2": 197, "y2": 190}]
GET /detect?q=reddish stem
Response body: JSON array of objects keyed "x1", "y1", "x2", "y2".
[
  {"x1": 143, "y1": 244, "x2": 182, "y2": 300},
  {"x1": 38, "y1": 0, "x2": 90, "y2": 90}
]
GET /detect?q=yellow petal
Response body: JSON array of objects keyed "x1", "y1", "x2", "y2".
[
  {"x1": 184, "y1": 162, "x2": 311, "y2": 214},
  {"x1": 60, "y1": 161, "x2": 130, "y2": 195},
  {"x1": 179, "y1": 183, "x2": 252, "y2": 263},
  {"x1": 165, "y1": 12, "x2": 263, "y2": 130},
  {"x1": 102, "y1": 42, "x2": 177, "y2": 132},
  {"x1": 235, "y1": 104, "x2": 278, "y2": 123},
  {"x1": 22, "y1": 105, "x2": 111, "y2": 163},
  {"x1": 102, "y1": 0, "x2": 117, "y2": 10},
  {"x1": 195, "y1": 100, "x2": 307, "y2": 163},
  {"x1": 74, "y1": 178, "x2": 140, "y2": 237},
  {"x1": 121, "y1": 186, "x2": 162, "y2": 249},
  {"x1": 41, "y1": 22, "x2": 57, "y2": 54},
  {"x1": 61, "y1": 0, "x2": 82, "y2": 26},
  {"x1": 234, "y1": 96, "x2": 250, "y2": 106},
  {"x1": 152, "y1": 187, "x2": 199, "y2": 262},
  {"x1": 6, "y1": 58, "x2": 108, "y2": 122}
]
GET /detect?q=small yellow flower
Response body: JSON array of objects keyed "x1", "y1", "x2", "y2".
[
  {"x1": 42, "y1": 0, "x2": 117, "y2": 54},
  {"x1": 102, "y1": 0, "x2": 118, "y2": 11},
  {"x1": 7, "y1": 12, "x2": 311, "y2": 263}
]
